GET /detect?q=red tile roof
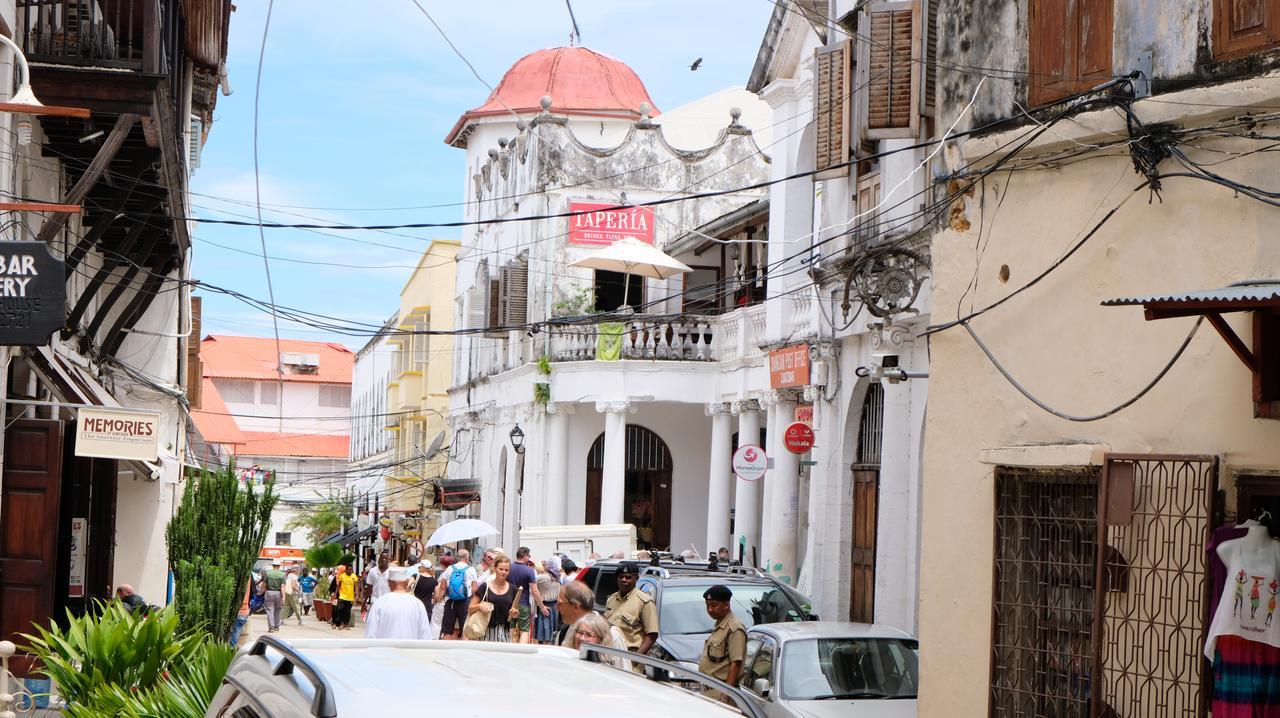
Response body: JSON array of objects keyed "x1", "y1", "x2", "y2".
[
  {"x1": 232, "y1": 432, "x2": 349, "y2": 458},
  {"x1": 445, "y1": 46, "x2": 658, "y2": 145},
  {"x1": 201, "y1": 334, "x2": 353, "y2": 384}
]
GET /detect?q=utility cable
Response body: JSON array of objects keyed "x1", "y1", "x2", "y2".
[{"x1": 252, "y1": 0, "x2": 286, "y2": 433}]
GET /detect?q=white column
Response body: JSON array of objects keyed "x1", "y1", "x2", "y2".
[
  {"x1": 503, "y1": 439, "x2": 522, "y2": 555},
  {"x1": 595, "y1": 401, "x2": 634, "y2": 525},
  {"x1": 761, "y1": 391, "x2": 800, "y2": 584},
  {"x1": 543, "y1": 403, "x2": 573, "y2": 526},
  {"x1": 732, "y1": 400, "x2": 763, "y2": 565},
  {"x1": 705, "y1": 403, "x2": 733, "y2": 555}
]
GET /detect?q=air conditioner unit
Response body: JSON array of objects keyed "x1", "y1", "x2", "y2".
[
  {"x1": 188, "y1": 114, "x2": 203, "y2": 174},
  {"x1": 280, "y1": 352, "x2": 320, "y2": 373}
]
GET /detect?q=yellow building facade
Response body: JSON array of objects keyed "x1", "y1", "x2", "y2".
[{"x1": 385, "y1": 240, "x2": 461, "y2": 524}]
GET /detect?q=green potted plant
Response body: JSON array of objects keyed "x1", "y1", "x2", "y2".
[{"x1": 304, "y1": 543, "x2": 343, "y2": 622}]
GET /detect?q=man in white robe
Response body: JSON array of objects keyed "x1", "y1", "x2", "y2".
[{"x1": 364, "y1": 567, "x2": 431, "y2": 640}]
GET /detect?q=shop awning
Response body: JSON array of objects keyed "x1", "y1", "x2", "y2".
[
  {"x1": 1103, "y1": 280, "x2": 1280, "y2": 418},
  {"x1": 323, "y1": 525, "x2": 376, "y2": 548}
]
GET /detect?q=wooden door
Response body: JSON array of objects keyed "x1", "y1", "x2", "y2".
[
  {"x1": 585, "y1": 469, "x2": 602, "y2": 525},
  {"x1": 850, "y1": 468, "x2": 878, "y2": 623},
  {"x1": 1, "y1": 419, "x2": 65, "y2": 676},
  {"x1": 653, "y1": 471, "x2": 672, "y2": 550}
]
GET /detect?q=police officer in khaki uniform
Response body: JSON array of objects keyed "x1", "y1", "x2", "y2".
[
  {"x1": 603, "y1": 562, "x2": 659, "y2": 654},
  {"x1": 698, "y1": 584, "x2": 747, "y2": 691}
]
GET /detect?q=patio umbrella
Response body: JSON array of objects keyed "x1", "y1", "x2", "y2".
[
  {"x1": 426, "y1": 518, "x2": 500, "y2": 547},
  {"x1": 568, "y1": 236, "x2": 692, "y2": 309}
]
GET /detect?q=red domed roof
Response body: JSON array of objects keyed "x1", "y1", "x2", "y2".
[{"x1": 445, "y1": 46, "x2": 659, "y2": 146}]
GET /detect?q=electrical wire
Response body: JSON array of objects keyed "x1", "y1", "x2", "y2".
[{"x1": 252, "y1": 0, "x2": 286, "y2": 433}]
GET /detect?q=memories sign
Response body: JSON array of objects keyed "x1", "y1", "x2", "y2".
[
  {"x1": 76, "y1": 406, "x2": 162, "y2": 461},
  {"x1": 0, "y1": 241, "x2": 65, "y2": 345}
]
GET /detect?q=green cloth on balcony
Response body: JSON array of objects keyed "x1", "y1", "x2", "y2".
[{"x1": 596, "y1": 322, "x2": 625, "y2": 361}]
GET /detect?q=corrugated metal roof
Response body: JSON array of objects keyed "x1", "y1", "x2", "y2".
[{"x1": 1102, "y1": 281, "x2": 1280, "y2": 306}]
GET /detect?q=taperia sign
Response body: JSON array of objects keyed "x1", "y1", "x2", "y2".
[{"x1": 0, "y1": 241, "x2": 65, "y2": 345}]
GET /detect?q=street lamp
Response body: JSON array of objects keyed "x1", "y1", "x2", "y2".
[{"x1": 509, "y1": 424, "x2": 525, "y2": 455}]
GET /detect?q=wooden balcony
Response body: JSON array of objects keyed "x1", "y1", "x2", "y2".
[{"x1": 18, "y1": 0, "x2": 176, "y2": 114}]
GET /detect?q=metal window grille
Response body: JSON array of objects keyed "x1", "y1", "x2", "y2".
[
  {"x1": 855, "y1": 383, "x2": 884, "y2": 467},
  {"x1": 992, "y1": 466, "x2": 1100, "y2": 718}
]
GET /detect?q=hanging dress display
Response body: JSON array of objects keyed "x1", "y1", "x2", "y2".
[{"x1": 1204, "y1": 526, "x2": 1280, "y2": 717}]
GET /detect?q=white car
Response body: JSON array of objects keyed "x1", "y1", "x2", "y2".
[
  {"x1": 737, "y1": 622, "x2": 919, "y2": 717},
  {"x1": 205, "y1": 636, "x2": 761, "y2": 718}
]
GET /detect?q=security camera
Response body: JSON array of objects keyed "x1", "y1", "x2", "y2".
[{"x1": 870, "y1": 352, "x2": 900, "y2": 370}]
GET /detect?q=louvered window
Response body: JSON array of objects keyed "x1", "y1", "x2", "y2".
[
  {"x1": 1028, "y1": 0, "x2": 1113, "y2": 106},
  {"x1": 1214, "y1": 0, "x2": 1280, "y2": 59},
  {"x1": 862, "y1": 0, "x2": 935, "y2": 139},
  {"x1": 500, "y1": 256, "x2": 529, "y2": 327},
  {"x1": 186, "y1": 296, "x2": 202, "y2": 410},
  {"x1": 466, "y1": 261, "x2": 490, "y2": 331},
  {"x1": 487, "y1": 277, "x2": 502, "y2": 332},
  {"x1": 814, "y1": 40, "x2": 852, "y2": 178}
]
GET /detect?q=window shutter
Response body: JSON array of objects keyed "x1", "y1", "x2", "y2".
[
  {"x1": 1214, "y1": 0, "x2": 1280, "y2": 60},
  {"x1": 1028, "y1": 0, "x2": 1113, "y2": 106},
  {"x1": 865, "y1": 1, "x2": 922, "y2": 139},
  {"x1": 466, "y1": 286, "x2": 486, "y2": 329},
  {"x1": 502, "y1": 257, "x2": 528, "y2": 327},
  {"x1": 488, "y1": 277, "x2": 502, "y2": 329},
  {"x1": 186, "y1": 296, "x2": 202, "y2": 410},
  {"x1": 814, "y1": 40, "x2": 852, "y2": 179}
]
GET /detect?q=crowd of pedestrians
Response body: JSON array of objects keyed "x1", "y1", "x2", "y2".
[{"x1": 237, "y1": 545, "x2": 747, "y2": 701}]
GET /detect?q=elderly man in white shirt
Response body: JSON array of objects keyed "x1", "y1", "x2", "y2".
[{"x1": 364, "y1": 566, "x2": 431, "y2": 640}]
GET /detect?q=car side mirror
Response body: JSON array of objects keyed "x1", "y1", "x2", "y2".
[{"x1": 752, "y1": 677, "x2": 772, "y2": 697}]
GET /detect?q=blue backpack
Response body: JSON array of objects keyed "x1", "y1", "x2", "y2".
[{"x1": 447, "y1": 564, "x2": 469, "y2": 600}]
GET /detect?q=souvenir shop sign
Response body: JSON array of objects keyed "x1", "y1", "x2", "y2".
[
  {"x1": 568, "y1": 201, "x2": 655, "y2": 246},
  {"x1": 75, "y1": 406, "x2": 161, "y2": 461},
  {"x1": 0, "y1": 241, "x2": 65, "y2": 345},
  {"x1": 769, "y1": 344, "x2": 810, "y2": 389}
]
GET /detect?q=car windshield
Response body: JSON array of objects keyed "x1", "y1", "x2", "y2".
[
  {"x1": 780, "y1": 638, "x2": 919, "y2": 700},
  {"x1": 659, "y1": 584, "x2": 806, "y2": 634}
]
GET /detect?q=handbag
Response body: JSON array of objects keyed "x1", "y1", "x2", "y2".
[{"x1": 462, "y1": 585, "x2": 492, "y2": 640}]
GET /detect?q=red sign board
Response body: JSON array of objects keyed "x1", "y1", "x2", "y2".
[
  {"x1": 783, "y1": 422, "x2": 815, "y2": 454},
  {"x1": 769, "y1": 344, "x2": 810, "y2": 389},
  {"x1": 568, "y1": 201, "x2": 656, "y2": 246},
  {"x1": 794, "y1": 404, "x2": 813, "y2": 425}
]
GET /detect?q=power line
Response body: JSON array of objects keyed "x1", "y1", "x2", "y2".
[{"x1": 252, "y1": 0, "x2": 286, "y2": 433}]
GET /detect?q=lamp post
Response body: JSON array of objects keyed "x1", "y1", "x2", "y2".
[{"x1": 509, "y1": 424, "x2": 526, "y2": 455}]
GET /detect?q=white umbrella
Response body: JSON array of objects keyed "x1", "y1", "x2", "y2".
[
  {"x1": 426, "y1": 518, "x2": 500, "y2": 547},
  {"x1": 568, "y1": 236, "x2": 692, "y2": 309}
]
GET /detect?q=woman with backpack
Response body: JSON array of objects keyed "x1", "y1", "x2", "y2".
[{"x1": 434, "y1": 549, "x2": 478, "y2": 640}]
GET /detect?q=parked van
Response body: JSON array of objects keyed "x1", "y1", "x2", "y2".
[{"x1": 518, "y1": 523, "x2": 636, "y2": 563}]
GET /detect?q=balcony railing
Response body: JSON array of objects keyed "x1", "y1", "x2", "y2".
[
  {"x1": 18, "y1": 0, "x2": 160, "y2": 71},
  {"x1": 549, "y1": 316, "x2": 716, "y2": 362}
]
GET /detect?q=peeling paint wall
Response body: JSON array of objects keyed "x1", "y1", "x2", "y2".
[{"x1": 936, "y1": 0, "x2": 1279, "y2": 130}]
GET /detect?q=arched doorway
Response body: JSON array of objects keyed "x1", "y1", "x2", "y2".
[{"x1": 585, "y1": 425, "x2": 672, "y2": 550}]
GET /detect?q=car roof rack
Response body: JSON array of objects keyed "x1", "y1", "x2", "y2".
[
  {"x1": 246, "y1": 635, "x2": 339, "y2": 718},
  {"x1": 579, "y1": 643, "x2": 765, "y2": 718}
]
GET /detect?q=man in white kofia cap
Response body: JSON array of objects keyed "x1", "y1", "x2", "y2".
[{"x1": 363, "y1": 566, "x2": 431, "y2": 640}]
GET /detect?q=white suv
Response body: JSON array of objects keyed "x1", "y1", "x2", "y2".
[{"x1": 205, "y1": 636, "x2": 760, "y2": 718}]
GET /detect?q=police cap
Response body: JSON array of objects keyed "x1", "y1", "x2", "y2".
[
  {"x1": 617, "y1": 561, "x2": 640, "y2": 576},
  {"x1": 703, "y1": 584, "x2": 733, "y2": 601}
]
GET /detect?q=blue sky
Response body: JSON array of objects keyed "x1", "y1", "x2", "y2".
[{"x1": 191, "y1": 1, "x2": 775, "y2": 348}]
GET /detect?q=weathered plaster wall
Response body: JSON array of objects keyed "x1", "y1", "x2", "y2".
[{"x1": 918, "y1": 108, "x2": 1280, "y2": 715}]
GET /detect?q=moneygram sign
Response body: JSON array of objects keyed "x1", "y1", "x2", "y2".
[
  {"x1": 76, "y1": 406, "x2": 162, "y2": 461},
  {"x1": 0, "y1": 241, "x2": 66, "y2": 345},
  {"x1": 567, "y1": 201, "x2": 655, "y2": 246}
]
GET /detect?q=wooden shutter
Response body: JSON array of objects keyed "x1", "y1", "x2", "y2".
[
  {"x1": 487, "y1": 277, "x2": 502, "y2": 329},
  {"x1": 500, "y1": 257, "x2": 528, "y2": 327},
  {"x1": 1, "y1": 420, "x2": 64, "y2": 677},
  {"x1": 186, "y1": 295, "x2": 202, "y2": 410},
  {"x1": 466, "y1": 286, "x2": 486, "y2": 330},
  {"x1": 865, "y1": 1, "x2": 922, "y2": 139},
  {"x1": 814, "y1": 40, "x2": 852, "y2": 179},
  {"x1": 1028, "y1": 0, "x2": 1113, "y2": 106},
  {"x1": 1215, "y1": 0, "x2": 1280, "y2": 60}
]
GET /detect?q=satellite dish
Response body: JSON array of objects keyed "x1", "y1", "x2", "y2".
[{"x1": 423, "y1": 431, "x2": 446, "y2": 461}]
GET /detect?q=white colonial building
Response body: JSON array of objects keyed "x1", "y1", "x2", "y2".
[{"x1": 444, "y1": 29, "x2": 932, "y2": 628}]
